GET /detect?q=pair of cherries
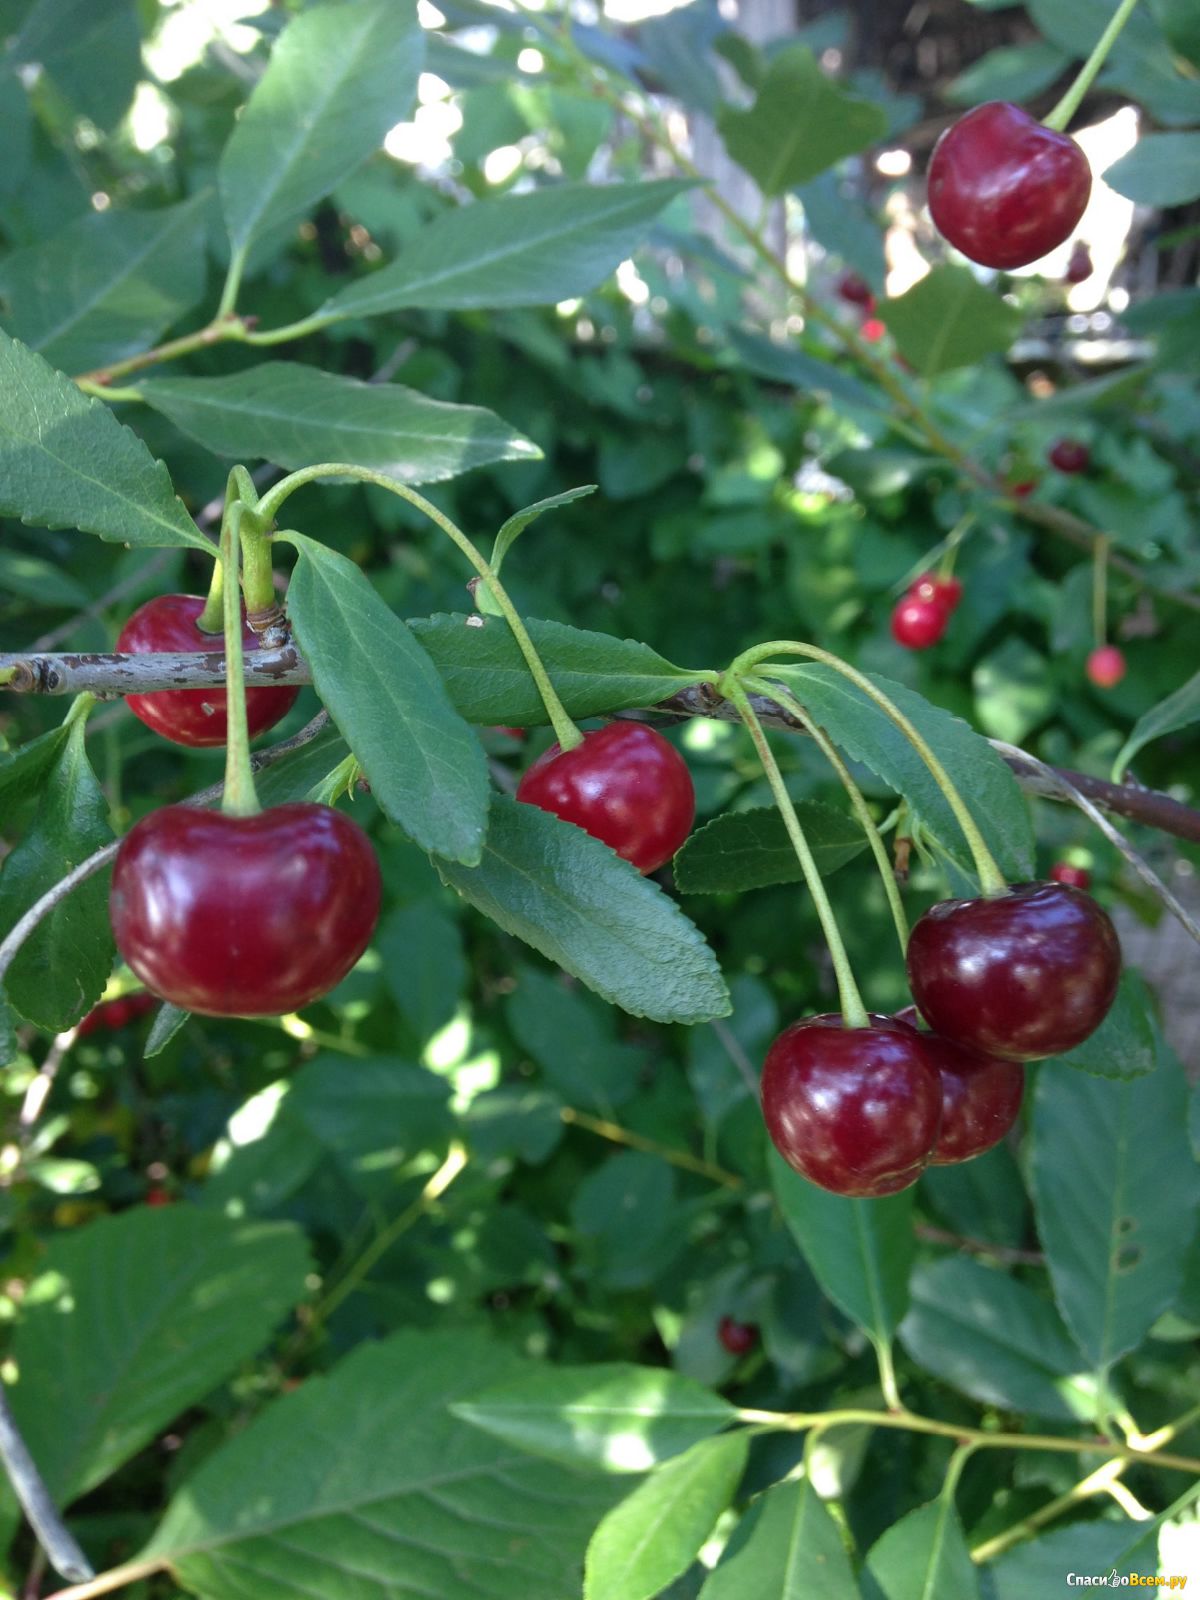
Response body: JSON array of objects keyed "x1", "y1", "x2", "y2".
[
  {"x1": 891, "y1": 574, "x2": 963, "y2": 652},
  {"x1": 763, "y1": 880, "x2": 1120, "y2": 1197}
]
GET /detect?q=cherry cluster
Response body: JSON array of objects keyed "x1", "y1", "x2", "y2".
[{"x1": 891, "y1": 574, "x2": 963, "y2": 652}]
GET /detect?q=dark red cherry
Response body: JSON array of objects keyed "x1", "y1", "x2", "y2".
[
  {"x1": 109, "y1": 803, "x2": 381, "y2": 1016},
  {"x1": 761, "y1": 1014, "x2": 942, "y2": 1197},
  {"x1": 1010, "y1": 479, "x2": 1038, "y2": 499},
  {"x1": 1065, "y1": 241, "x2": 1093, "y2": 283},
  {"x1": 75, "y1": 992, "x2": 155, "y2": 1037},
  {"x1": 927, "y1": 102, "x2": 1092, "y2": 270},
  {"x1": 144, "y1": 1187, "x2": 173, "y2": 1207},
  {"x1": 718, "y1": 1316, "x2": 759, "y2": 1356},
  {"x1": 837, "y1": 270, "x2": 875, "y2": 310},
  {"x1": 118, "y1": 594, "x2": 299, "y2": 748},
  {"x1": 910, "y1": 576, "x2": 963, "y2": 615},
  {"x1": 1086, "y1": 645, "x2": 1126, "y2": 688},
  {"x1": 906, "y1": 882, "x2": 1121, "y2": 1062},
  {"x1": 1048, "y1": 439, "x2": 1090, "y2": 475},
  {"x1": 1050, "y1": 861, "x2": 1091, "y2": 891},
  {"x1": 891, "y1": 595, "x2": 949, "y2": 650},
  {"x1": 923, "y1": 1033, "x2": 1024, "y2": 1165},
  {"x1": 516, "y1": 722, "x2": 694, "y2": 874}
]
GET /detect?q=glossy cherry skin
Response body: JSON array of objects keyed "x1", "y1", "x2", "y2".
[
  {"x1": 922, "y1": 1033, "x2": 1024, "y2": 1165},
  {"x1": 516, "y1": 722, "x2": 695, "y2": 874},
  {"x1": 110, "y1": 802, "x2": 381, "y2": 1016},
  {"x1": 761, "y1": 1014, "x2": 942, "y2": 1197},
  {"x1": 1048, "y1": 438, "x2": 1090, "y2": 475},
  {"x1": 1065, "y1": 241, "x2": 1093, "y2": 283},
  {"x1": 906, "y1": 882, "x2": 1121, "y2": 1062},
  {"x1": 910, "y1": 576, "x2": 963, "y2": 615},
  {"x1": 1087, "y1": 645, "x2": 1126, "y2": 688},
  {"x1": 1050, "y1": 861, "x2": 1092, "y2": 891},
  {"x1": 718, "y1": 1316, "x2": 759, "y2": 1356},
  {"x1": 927, "y1": 102, "x2": 1092, "y2": 270},
  {"x1": 118, "y1": 594, "x2": 300, "y2": 748},
  {"x1": 837, "y1": 270, "x2": 875, "y2": 310},
  {"x1": 892, "y1": 595, "x2": 949, "y2": 650}
]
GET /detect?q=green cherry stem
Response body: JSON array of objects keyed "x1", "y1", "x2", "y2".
[
  {"x1": 747, "y1": 674, "x2": 909, "y2": 953},
  {"x1": 256, "y1": 463, "x2": 585, "y2": 751},
  {"x1": 1043, "y1": 0, "x2": 1142, "y2": 132},
  {"x1": 196, "y1": 554, "x2": 225, "y2": 636},
  {"x1": 1092, "y1": 534, "x2": 1111, "y2": 648},
  {"x1": 219, "y1": 505, "x2": 260, "y2": 820},
  {"x1": 725, "y1": 678, "x2": 870, "y2": 1029},
  {"x1": 730, "y1": 641, "x2": 1008, "y2": 897}
]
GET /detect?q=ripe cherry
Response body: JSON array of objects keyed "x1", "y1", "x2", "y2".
[
  {"x1": 837, "y1": 271, "x2": 875, "y2": 310},
  {"x1": 516, "y1": 722, "x2": 694, "y2": 874},
  {"x1": 1065, "y1": 241, "x2": 1093, "y2": 283},
  {"x1": 110, "y1": 803, "x2": 381, "y2": 1016},
  {"x1": 910, "y1": 575, "x2": 963, "y2": 615},
  {"x1": 894, "y1": 1012, "x2": 1024, "y2": 1165},
  {"x1": 906, "y1": 882, "x2": 1121, "y2": 1062},
  {"x1": 144, "y1": 1187, "x2": 173, "y2": 1207},
  {"x1": 927, "y1": 102, "x2": 1091, "y2": 270},
  {"x1": 76, "y1": 992, "x2": 156, "y2": 1037},
  {"x1": 1048, "y1": 439, "x2": 1090, "y2": 475},
  {"x1": 718, "y1": 1316, "x2": 759, "y2": 1356},
  {"x1": 1086, "y1": 645, "x2": 1126, "y2": 688},
  {"x1": 761, "y1": 1014, "x2": 942, "y2": 1197},
  {"x1": 118, "y1": 594, "x2": 299, "y2": 748},
  {"x1": 1050, "y1": 861, "x2": 1092, "y2": 891},
  {"x1": 861, "y1": 317, "x2": 886, "y2": 342},
  {"x1": 1010, "y1": 479, "x2": 1037, "y2": 499},
  {"x1": 891, "y1": 595, "x2": 949, "y2": 650}
]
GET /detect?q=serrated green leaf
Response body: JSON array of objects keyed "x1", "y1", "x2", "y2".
[
  {"x1": 140, "y1": 364, "x2": 540, "y2": 485},
  {"x1": 0, "y1": 331, "x2": 209, "y2": 550},
  {"x1": 770, "y1": 1148, "x2": 914, "y2": 1346},
  {"x1": 317, "y1": 180, "x2": 692, "y2": 322},
  {"x1": 700, "y1": 1476, "x2": 860, "y2": 1599},
  {"x1": 673, "y1": 804, "x2": 867, "y2": 893},
  {"x1": 0, "y1": 717, "x2": 114, "y2": 1031},
  {"x1": 0, "y1": 722, "x2": 70, "y2": 809},
  {"x1": 985, "y1": 1515, "x2": 1167, "y2": 1599},
  {"x1": 1052, "y1": 972, "x2": 1156, "y2": 1080},
  {"x1": 377, "y1": 903, "x2": 466, "y2": 1041},
  {"x1": 862, "y1": 1500, "x2": 979, "y2": 1600},
  {"x1": 143, "y1": 1001, "x2": 188, "y2": 1060},
  {"x1": 899, "y1": 1258, "x2": 1106, "y2": 1422},
  {"x1": 436, "y1": 796, "x2": 730, "y2": 1025},
  {"x1": 142, "y1": 1332, "x2": 624, "y2": 1599},
  {"x1": 492, "y1": 484, "x2": 597, "y2": 573},
  {"x1": 453, "y1": 1363, "x2": 737, "y2": 1474},
  {"x1": 5, "y1": 1207, "x2": 310, "y2": 1506},
  {"x1": 584, "y1": 1433, "x2": 749, "y2": 1600},
  {"x1": 718, "y1": 46, "x2": 887, "y2": 195},
  {"x1": 879, "y1": 266, "x2": 1023, "y2": 377},
  {"x1": 219, "y1": 0, "x2": 423, "y2": 257},
  {"x1": 253, "y1": 723, "x2": 351, "y2": 809},
  {"x1": 764, "y1": 664, "x2": 1035, "y2": 880},
  {"x1": 409, "y1": 612, "x2": 702, "y2": 725},
  {"x1": 0, "y1": 194, "x2": 211, "y2": 375},
  {"x1": 508, "y1": 966, "x2": 643, "y2": 1114},
  {"x1": 1103, "y1": 131, "x2": 1200, "y2": 207},
  {"x1": 283, "y1": 534, "x2": 489, "y2": 864},
  {"x1": 1031, "y1": 1026, "x2": 1200, "y2": 1369},
  {"x1": 1114, "y1": 665, "x2": 1200, "y2": 780}
]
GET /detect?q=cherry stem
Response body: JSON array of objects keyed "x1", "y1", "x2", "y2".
[
  {"x1": 937, "y1": 511, "x2": 975, "y2": 581},
  {"x1": 255, "y1": 463, "x2": 585, "y2": 751},
  {"x1": 1043, "y1": 0, "x2": 1143, "y2": 131},
  {"x1": 1093, "y1": 533, "x2": 1111, "y2": 648},
  {"x1": 724, "y1": 679, "x2": 870, "y2": 1029},
  {"x1": 218, "y1": 506, "x2": 261, "y2": 819},
  {"x1": 747, "y1": 674, "x2": 909, "y2": 954},
  {"x1": 730, "y1": 641, "x2": 1009, "y2": 897},
  {"x1": 196, "y1": 555, "x2": 225, "y2": 635}
]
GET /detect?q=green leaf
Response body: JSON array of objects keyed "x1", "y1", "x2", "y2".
[
  {"x1": 770, "y1": 1149, "x2": 914, "y2": 1345},
  {"x1": 10, "y1": 0, "x2": 140, "y2": 130},
  {"x1": 946, "y1": 40, "x2": 1070, "y2": 105},
  {"x1": 764, "y1": 664, "x2": 1035, "y2": 880},
  {"x1": 409, "y1": 612, "x2": 703, "y2": 724},
  {"x1": 0, "y1": 331, "x2": 209, "y2": 550},
  {"x1": 673, "y1": 804, "x2": 867, "y2": 893},
  {"x1": 317, "y1": 181, "x2": 692, "y2": 322},
  {"x1": 0, "y1": 717, "x2": 113, "y2": 1031},
  {"x1": 377, "y1": 903, "x2": 466, "y2": 1041},
  {"x1": 1031, "y1": 1027, "x2": 1200, "y2": 1370},
  {"x1": 435, "y1": 796, "x2": 730, "y2": 1025},
  {"x1": 492, "y1": 484, "x2": 598, "y2": 573},
  {"x1": 453, "y1": 1363, "x2": 737, "y2": 1474},
  {"x1": 862, "y1": 1500, "x2": 980, "y2": 1600},
  {"x1": 1114, "y1": 665, "x2": 1200, "y2": 780},
  {"x1": 0, "y1": 722, "x2": 71, "y2": 810},
  {"x1": 253, "y1": 722, "x2": 351, "y2": 809},
  {"x1": 219, "y1": 0, "x2": 423, "y2": 258},
  {"x1": 879, "y1": 266, "x2": 1023, "y2": 377},
  {"x1": 727, "y1": 327, "x2": 882, "y2": 413},
  {"x1": 283, "y1": 534, "x2": 489, "y2": 864},
  {"x1": 0, "y1": 194, "x2": 212, "y2": 375},
  {"x1": 507, "y1": 966, "x2": 643, "y2": 1114},
  {"x1": 142, "y1": 1331, "x2": 624, "y2": 1599},
  {"x1": 1104, "y1": 131, "x2": 1200, "y2": 207},
  {"x1": 0, "y1": 546, "x2": 88, "y2": 607},
  {"x1": 6, "y1": 1207, "x2": 309, "y2": 1505},
  {"x1": 899, "y1": 1258, "x2": 1106, "y2": 1422},
  {"x1": 700, "y1": 1476, "x2": 860, "y2": 1599},
  {"x1": 717, "y1": 46, "x2": 887, "y2": 195},
  {"x1": 0, "y1": 65, "x2": 31, "y2": 198},
  {"x1": 139, "y1": 364, "x2": 540, "y2": 485},
  {"x1": 143, "y1": 1001, "x2": 188, "y2": 1060},
  {"x1": 986, "y1": 1516, "x2": 1167, "y2": 1599},
  {"x1": 1052, "y1": 971, "x2": 1156, "y2": 1079},
  {"x1": 584, "y1": 1433, "x2": 749, "y2": 1600}
]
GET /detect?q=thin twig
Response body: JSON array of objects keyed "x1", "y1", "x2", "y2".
[
  {"x1": 708, "y1": 1017, "x2": 761, "y2": 1100},
  {"x1": 914, "y1": 1224, "x2": 1044, "y2": 1267},
  {"x1": 0, "y1": 1391, "x2": 92, "y2": 1583}
]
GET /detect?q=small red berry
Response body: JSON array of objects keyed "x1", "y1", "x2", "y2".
[
  {"x1": 1086, "y1": 645, "x2": 1126, "y2": 688},
  {"x1": 144, "y1": 1187, "x2": 173, "y2": 1207},
  {"x1": 837, "y1": 271, "x2": 875, "y2": 310},
  {"x1": 718, "y1": 1316, "x2": 759, "y2": 1356},
  {"x1": 75, "y1": 992, "x2": 156, "y2": 1037},
  {"x1": 861, "y1": 317, "x2": 886, "y2": 342},
  {"x1": 910, "y1": 576, "x2": 963, "y2": 615},
  {"x1": 1048, "y1": 439, "x2": 1090, "y2": 475},
  {"x1": 516, "y1": 722, "x2": 694, "y2": 874},
  {"x1": 891, "y1": 595, "x2": 949, "y2": 650},
  {"x1": 1050, "y1": 862, "x2": 1091, "y2": 891},
  {"x1": 927, "y1": 102, "x2": 1092, "y2": 270},
  {"x1": 1010, "y1": 479, "x2": 1038, "y2": 499},
  {"x1": 1065, "y1": 241, "x2": 1093, "y2": 284},
  {"x1": 119, "y1": 595, "x2": 299, "y2": 748}
]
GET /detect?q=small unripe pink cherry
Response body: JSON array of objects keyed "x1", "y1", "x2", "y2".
[{"x1": 1086, "y1": 646, "x2": 1126, "y2": 689}]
